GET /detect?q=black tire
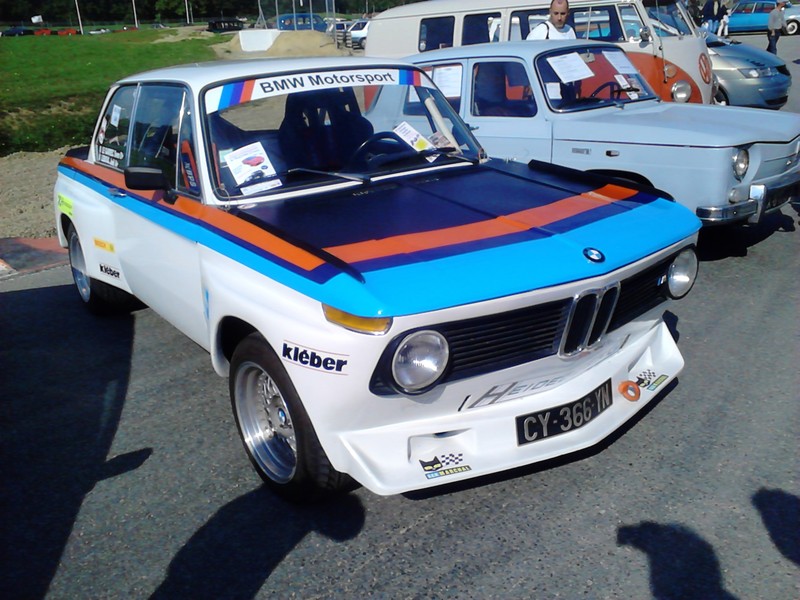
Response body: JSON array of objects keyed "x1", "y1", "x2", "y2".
[
  {"x1": 786, "y1": 20, "x2": 798, "y2": 36},
  {"x1": 713, "y1": 85, "x2": 729, "y2": 106},
  {"x1": 66, "y1": 223, "x2": 139, "y2": 314},
  {"x1": 229, "y1": 332, "x2": 356, "y2": 502}
]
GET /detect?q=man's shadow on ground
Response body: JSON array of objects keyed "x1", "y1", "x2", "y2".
[{"x1": 150, "y1": 488, "x2": 365, "y2": 599}]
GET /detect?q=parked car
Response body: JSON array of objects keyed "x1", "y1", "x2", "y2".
[
  {"x1": 347, "y1": 19, "x2": 370, "y2": 49},
  {"x1": 726, "y1": 0, "x2": 800, "y2": 35},
  {"x1": 326, "y1": 19, "x2": 351, "y2": 45},
  {"x1": 1, "y1": 26, "x2": 34, "y2": 36},
  {"x1": 410, "y1": 40, "x2": 800, "y2": 226},
  {"x1": 276, "y1": 12, "x2": 327, "y2": 32},
  {"x1": 54, "y1": 56, "x2": 700, "y2": 499},
  {"x1": 705, "y1": 31, "x2": 791, "y2": 108}
]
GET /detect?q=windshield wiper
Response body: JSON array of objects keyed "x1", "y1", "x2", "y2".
[
  {"x1": 370, "y1": 147, "x2": 478, "y2": 170},
  {"x1": 285, "y1": 167, "x2": 370, "y2": 183}
]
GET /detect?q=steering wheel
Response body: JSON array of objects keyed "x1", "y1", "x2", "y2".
[
  {"x1": 589, "y1": 81, "x2": 624, "y2": 99},
  {"x1": 346, "y1": 131, "x2": 406, "y2": 171}
]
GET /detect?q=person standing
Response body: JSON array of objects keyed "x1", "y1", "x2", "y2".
[
  {"x1": 717, "y1": 1, "x2": 730, "y2": 36},
  {"x1": 766, "y1": 0, "x2": 787, "y2": 54},
  {"x1": 526, "y1": 0, "x2": 576, "y2": 39},
  {"x1": 702, "y1": 0, "x2": 723, "y2": 33}
]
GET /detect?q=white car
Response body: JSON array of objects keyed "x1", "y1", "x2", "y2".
[
  {"x1": 410, "y1": 40, "x2": 800, "y2": 226},
  {"x1": 54, "y1": 56, "x2": 700, "y2": 500}
]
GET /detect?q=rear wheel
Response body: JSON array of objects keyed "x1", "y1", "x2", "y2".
[
  {"x1": 786, "y1": 20, "x2": 798, "y2": 35},
  {"x1": 67, "y1": 223, "x2": 138, "y2": 314},
  {"x1": 230, "y1": 333, "x2": 355, "y2": 501}
]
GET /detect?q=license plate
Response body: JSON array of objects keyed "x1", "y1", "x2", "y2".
[{"x1": 515, "y1": 379, "x2": 613, "y2": 446}]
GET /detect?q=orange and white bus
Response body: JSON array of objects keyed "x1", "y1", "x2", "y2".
[{"x1": 366, "y1": 0, "x2": 713, "y2": 104}]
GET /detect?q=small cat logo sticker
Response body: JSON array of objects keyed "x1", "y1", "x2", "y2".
[{"x1": 419, "y1": 454, "x2": 472, "y2": 480}]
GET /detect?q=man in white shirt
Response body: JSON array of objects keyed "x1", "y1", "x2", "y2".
[{"x1": 526, "y1": 0, "x2": 577, "y2": 39}]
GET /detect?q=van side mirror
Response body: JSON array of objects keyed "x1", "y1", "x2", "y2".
[{"x1": 640, "y1": 27, "x2": 652, "y2": 42}]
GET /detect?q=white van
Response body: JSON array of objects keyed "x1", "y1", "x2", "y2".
[{"x1": 366, "y1": 0, "x2": 713, "y2": 104}]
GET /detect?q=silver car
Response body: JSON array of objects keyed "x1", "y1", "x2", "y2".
[{"x1": 706, "y1": 33, "x2": 792, "y2": 109}]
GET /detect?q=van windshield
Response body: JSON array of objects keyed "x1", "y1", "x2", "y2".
[
  {"x1": 535, "y1": 46, "x2": 658, "y2": 111},
  {"x1": 643, "y1": 0, "x2": 695, "y2": 36},
  {"x1": 203, "y1": 67, "x2": 482, "y2": 201}
]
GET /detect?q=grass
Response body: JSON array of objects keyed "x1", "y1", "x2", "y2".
[{"x1": 0, "y1": 28, "x2": 221, "y2": 155}]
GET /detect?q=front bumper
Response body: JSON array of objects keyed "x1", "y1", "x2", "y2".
[
  {"x1": 697, "y1": 178, "x2": 800, "y2": 225},
  {"x1": 336, "y1": 319, "x2": 683, "y2": 495},
  {"x1": 716, "y1": 72, "x2": 790, "y2": 110}
]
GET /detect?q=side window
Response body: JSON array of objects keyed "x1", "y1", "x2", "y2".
[
  {"x1": 462, "y1": 12, "x2": 501, "y2": 45},
  {"x1": 510, "y1": 9, "x2": 549, "y2": 39},
  {"x1": 572, "y1": 6, "x2": 624, "y2": 41},
  {"x1": 95, "y1": 85, "x2": 136, "y2": 169},
  {"x1": 419, "y1": 16, "x2": 454, "y2": 52},
  {"x1": 471, "y1": 61, "x2": 536, "y2": 118},
  {"x1": 422, "y1": 63, "x2": 464, "y2": 112},
  {"x1": 129, "y1": 85, "x2": 185, "y2": 187},
  {"x1": 619, "y1": 5, "x2": 646, "y2": 39}
]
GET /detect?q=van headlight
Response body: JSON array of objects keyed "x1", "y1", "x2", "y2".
[
  {"x1": 732, "y1": 148, "x2": 749, "y2": 180},
  {"x1": 392, "y1": 330, "x2": 449, "y2": 393},
  {"x1": 665, "y1": 248, "x2": 698, "y2": 299},
  {"x1": 671, "y1": 80, "x2": 692, "y2": 102}
]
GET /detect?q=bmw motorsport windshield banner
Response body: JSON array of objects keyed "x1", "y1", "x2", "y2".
[{"x1": 205, "y1": 68, "x2": 430, "y2": 113}]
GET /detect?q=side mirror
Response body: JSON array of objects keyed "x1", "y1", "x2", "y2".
[
  {"x1": 640, "y1": 27, "x2": 652, "y2": 42},
  {"x1": 125, "y1": 166, "x2": 170, "y2": 190},
  {"x1": 124, "y1": 166, "x2": 177, "y2": 203}
]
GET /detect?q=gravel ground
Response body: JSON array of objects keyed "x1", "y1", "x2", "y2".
[{"x1": 0, "y1": 148, "x2": 66, "y2": 238}]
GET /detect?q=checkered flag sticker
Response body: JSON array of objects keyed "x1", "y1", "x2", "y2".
[
  {"x1": 439, "y1": 453, "x2": 464, "y2": 467},
  {"x1": 636, "y1": 369, "x2": 657, "y2": 387}
]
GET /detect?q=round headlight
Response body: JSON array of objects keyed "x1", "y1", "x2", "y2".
[
  {"x1": 671, "y1": 80, "x2": 692, "y2": 103},
  {"x1": 666, "y1": 248, "x2": 698, "y2": 299},
  {"x1": 392, "y1": 330, "x2": 449, "y2": 393},
  {"x1": 732, "y1": 148, "x2": 749, "y2": 181}
]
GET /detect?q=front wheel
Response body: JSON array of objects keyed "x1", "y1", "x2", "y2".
[
  {"x1": 713, "y1": 85, "x2": 729, "y2": 106},
  {"x1": 230, "y1": 333, "x2": 355, "y2": 501}
]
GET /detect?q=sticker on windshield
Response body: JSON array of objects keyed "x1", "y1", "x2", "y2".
[
  {"x1": 546, "y1": 53, "x2": 594, "y2": 84},
  {"x1": 615, "y1": 74, "x2": 639, "y2": 99},
  {"x1": 206, "y1": 68, "x2": 432, "y2": 113},
  {"x1": 603, "y1": 50, "x2": 637, "y2": 74},
  {"x1": 393, "y1": 121, "x2": 438, "y2": 162},
  {"x1": 224, "y1": 141, "x2": 280, "y2": 187}
]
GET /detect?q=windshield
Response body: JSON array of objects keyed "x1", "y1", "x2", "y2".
[
  {"x1": 643, "y1": 0, "x2": 695, "y2": 37},
  {"x1": 203, "y1": 66, "x2": 481, "y2": 201},
  {"x1": 535, "y1": 46, "x2": 658, "y2": 111}
]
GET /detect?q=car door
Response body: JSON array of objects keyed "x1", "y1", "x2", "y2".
[
  {"x1": 421, "y1": 57, "x2": 552, "y2": 163},
  {"x1": 113, "y1": 83, "x2": 208, "y2": 347}
]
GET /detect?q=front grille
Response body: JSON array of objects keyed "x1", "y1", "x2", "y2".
[{"x1": 370, "y1": 256, "x2": 674, "y2": 396}]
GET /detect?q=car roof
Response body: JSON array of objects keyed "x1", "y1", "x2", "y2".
[
  {"x1": 116, "y1": 56, "x2": 416, "y2": 89},
  {"x1": 406, "y1": 39, "x2": 619, "y2": 63}
]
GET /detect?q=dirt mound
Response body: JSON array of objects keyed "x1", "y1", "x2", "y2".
[{"x1": 212, "y1": 30, "x2": 350, "y2": 59}]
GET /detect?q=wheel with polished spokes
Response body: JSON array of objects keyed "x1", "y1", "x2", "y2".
[{"x1": 229, "y1": 333, "x2": 355, "y2": 501}]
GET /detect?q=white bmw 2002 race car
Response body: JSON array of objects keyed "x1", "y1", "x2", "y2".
[
  {"x1": 409, "y1": 41, "x2": 800, "y2": 226},
  {"x1": 54, "y1": 57, "x2": 701, "y2": 499}
]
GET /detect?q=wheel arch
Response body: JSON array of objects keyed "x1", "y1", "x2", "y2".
[
  {"x1": 214, "y1": 315, "x2": 259, "y2": 374},
  {"x1": 585, "y1": 169, "x2": 653, "y2": 187}
]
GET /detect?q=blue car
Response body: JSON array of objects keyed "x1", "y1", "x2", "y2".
[
  {"x1": 727, "y1": 1, "x2": 800, "y2": 35},
  {"x1": 276, "y1": 13, "x2": 327, "y2": 32}
]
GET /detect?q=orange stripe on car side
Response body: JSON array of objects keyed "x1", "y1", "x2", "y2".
[
  {"x1": 325, "y1": 184, "x2": 637, "y2": 264},
  {"x1": 60, "y1": 157, "x2": 326, "y2": 272}
]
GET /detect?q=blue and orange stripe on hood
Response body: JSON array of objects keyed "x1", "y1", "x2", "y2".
[{"x1": 58, "y1": 156, "x2": 700, "y2": 317}]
